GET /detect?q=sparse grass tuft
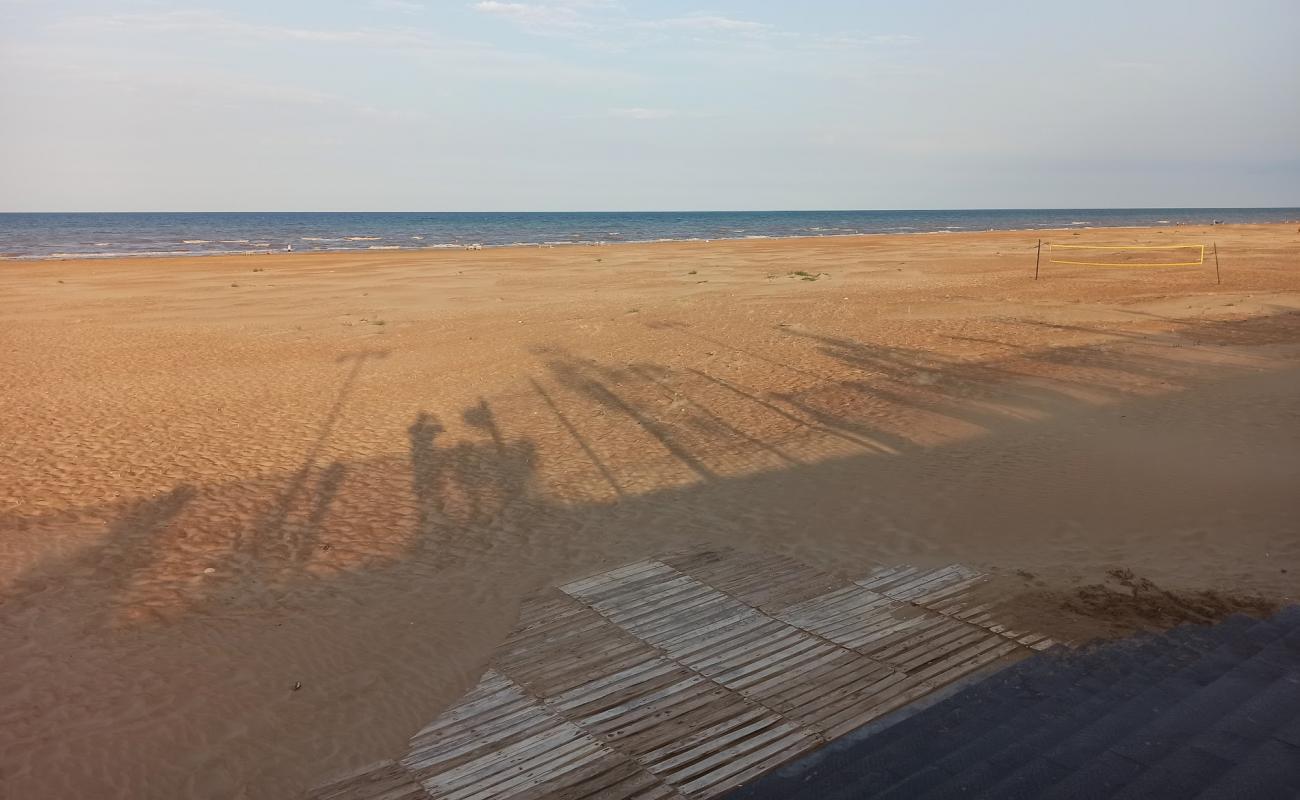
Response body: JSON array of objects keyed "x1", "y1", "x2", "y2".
[{"x1": 788, "y1": 270, "x2": 829, "y2": 281}]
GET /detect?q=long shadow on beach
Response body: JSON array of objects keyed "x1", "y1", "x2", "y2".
[{"x1": 3, "y1": 310, "x2": 1299, "y2": 799}]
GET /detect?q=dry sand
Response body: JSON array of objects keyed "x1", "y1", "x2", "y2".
[{"x1": 1, "y1": 224, "x2": 1298, "y2": 798}]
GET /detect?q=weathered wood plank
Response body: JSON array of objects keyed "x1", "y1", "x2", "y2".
[
  {"x1": 312, "y1": 760, "x2": 427, "y2": 800},
  {"x1": 591, "y1": 688, "x2": 762, "y2": 753},
  {"x1": 578, "y1": 676, "x2": 710, "y2": 727},
  {"x1": 674, "y1": 728, "x2": 819, "y2": 797},
  {"x1": 311, "y1": 550, "x2": 1062, "y2": 800}
]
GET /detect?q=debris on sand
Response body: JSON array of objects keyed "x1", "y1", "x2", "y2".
[{"x1": 1060, "y1": 568, "x2": 1277, "y2": 633}]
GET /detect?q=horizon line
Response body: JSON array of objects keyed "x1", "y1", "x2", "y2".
[{"x1": 3, "y1": 206, "x2": 1300, "y2": 215}]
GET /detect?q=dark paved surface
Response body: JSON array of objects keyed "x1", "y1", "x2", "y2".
[{"x1": 726, "y1": 606, "x2": 1300, "y2": 800}]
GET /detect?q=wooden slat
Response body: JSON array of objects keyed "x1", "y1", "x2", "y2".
[
  {"x1": 663, "y1": 548, "x2": 849, "y2": 613},
  {"x1": 783, "y1": 595, "x2": 913, "y2": 648},
  {"x1": 857, "y1": 563, "x2": 985, "y2": 602},
  {"x1": 310, "y1": 550, "x2": 1064, "y2": 800},
  {"x1": 311, "y1": 760, "x2": 426, "y2": 800},
  {"x1": 590, "y1": 685, "x2": 765, "y2": 753},
  {"x1": 419, "y1": 727, "x2": 594, "y2": 794},
  {"x1": 549, "y1": 660, "x2": 681, "y2": 710},
  {"x1": 674, "y1": 728, "x2": 818, "y2": 797},
  {"x1": 562, "y1": 562, "x2": 676, "y2": 601},
  {"x1": 533, "y1": 757, "x2": 681, "y2": 800}
]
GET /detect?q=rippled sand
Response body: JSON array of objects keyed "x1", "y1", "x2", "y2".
[{"x1": 2, "y1": 225, "x2": 1298, "y2": 798}]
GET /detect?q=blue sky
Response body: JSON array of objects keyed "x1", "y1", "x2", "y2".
[{"x1": 1, "y1": 0, "x2": 1297, "y2": 211}]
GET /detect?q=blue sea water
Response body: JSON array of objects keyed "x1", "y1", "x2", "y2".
[{"x1": 1, "y1": 209, "x2": 1297, "y2": 260}]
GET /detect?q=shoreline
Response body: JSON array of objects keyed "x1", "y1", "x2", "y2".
[{"x1": 3, "y1": 220, "x2": 1292, "y2": 265}]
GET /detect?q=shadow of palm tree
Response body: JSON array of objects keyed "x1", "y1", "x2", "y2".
[
  {"x1": 2, "y1": 485, "x2": 195, "y2": 630},
  {"x1": 241, "y1": 350, "x2": 389, "y2": 572}
]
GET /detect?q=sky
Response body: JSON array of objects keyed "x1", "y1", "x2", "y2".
[{"x1": 1, "y1": 0, "x2": 1297, "y2": 211}]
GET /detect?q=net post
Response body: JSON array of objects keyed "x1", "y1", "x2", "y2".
[
  {"x1": 1213, "y1": 242, "x2": 1221, "y2": 285},
  {"x1": 1034, "y1": 239, "x2": 1041, "y2": 280}
]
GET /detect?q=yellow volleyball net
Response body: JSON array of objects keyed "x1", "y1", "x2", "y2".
[
  {"x1": 1033, "y1": 239, "x2": 1220, "y2": 283},
  {"x1": 1047, "y1": 242, "x2": 1206, "y2": 268}
]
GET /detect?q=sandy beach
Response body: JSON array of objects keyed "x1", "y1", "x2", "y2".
[{"x1": 2, "y1": 224, "x2": 1298, "y2": 798}]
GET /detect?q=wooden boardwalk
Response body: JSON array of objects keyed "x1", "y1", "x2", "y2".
[{"x1": 311, "y1": 550, "x2": 1056, "y2": 800}]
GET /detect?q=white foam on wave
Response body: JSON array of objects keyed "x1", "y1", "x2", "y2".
[
  {"x1": 46, "y1": 250, "x2": 197, "y2": 259},
  {"x1": 345, "y1": 236, "x2": 382, "y2": 241},
  {"x1": 182, "y1": 240, "x2": 211, "y2": 244},
  {"x1": 368, "y1": 245, "x2": 401, "y2": 250}
]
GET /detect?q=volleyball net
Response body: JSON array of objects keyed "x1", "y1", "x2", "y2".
[{"x1": 1047, "y1": 242, "x2": 1205, "y2": 269}]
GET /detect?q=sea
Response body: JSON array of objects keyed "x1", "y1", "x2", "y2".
[{"x1": 2, "y1": 209, "x2": 1297, "y2": 260}]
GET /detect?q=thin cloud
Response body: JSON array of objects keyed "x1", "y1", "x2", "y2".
[
  {"x1": 370, "y1": 0, "x2": 426, "y2": 12},
  {"x1": 639, "y1": 14, "x2": 773, "y2": 34},
  {"x1": 471, "y1": 2, "x2": 592, "y2": 30},
  {"x1": 49, "y1": 9, "x2": 636, "y2": 90},
  {"x1": 808, "y1": 32, "x2": 922, "y2": 51},
  {"x1": 868, "y1": 34, "x2": 920, "y2": 45},
  {"x1": 66, "y1": 10, "x2": 433, "y2": 48},
  {"x1": 471, "y1": 4, "x2": 776, "y2": 42},
  {"x1": 609, "y1": 107, "x2": 676, "y2": 120}
]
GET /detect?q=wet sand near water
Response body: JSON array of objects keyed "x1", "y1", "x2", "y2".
[{"x1": 2, "y1": 224, "x2": 1298, "y2": 798}]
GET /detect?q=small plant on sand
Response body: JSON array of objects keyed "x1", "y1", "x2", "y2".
[
  {"x1": 230, "y1": 282, "x2": 240, "y2": 287},
  {"x1": 789, "y1": 270, "x2": 829, "y2": 281},
  {"x1": 688, "y1": 270, "x2": 697, "y2": 275},
  {"x1": 252, "y1": 267, "x2": 265, "y2": 272}
]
